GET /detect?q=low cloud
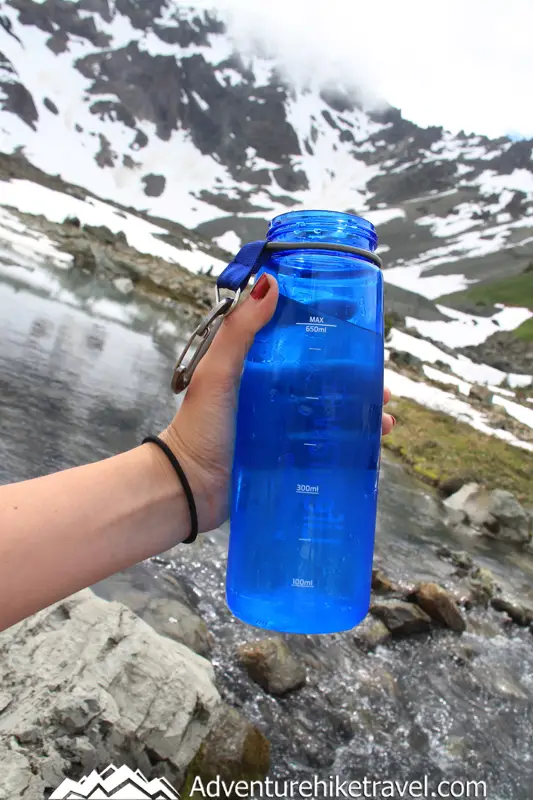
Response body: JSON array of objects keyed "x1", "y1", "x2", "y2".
[{"x1": 194, "y1": 0, "x2": 533, "y2": 138}]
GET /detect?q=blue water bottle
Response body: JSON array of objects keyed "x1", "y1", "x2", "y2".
[{"x1": 226, "y1": 210, "x2": 384, "y2": 634}]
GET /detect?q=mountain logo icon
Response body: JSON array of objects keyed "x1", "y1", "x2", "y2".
[{"x1": 49, "y1": 763, "x2": 180, "y2": 799}]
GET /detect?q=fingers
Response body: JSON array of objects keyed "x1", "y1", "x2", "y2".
[
  {"x1": 192, "y1": 272, "x2": 279, "y2": 391},
  {"x1": 382, "y1": 386, "x2": 395, "y2": 435},
  {"x1": 382, "y1": 413, "x2": 395, "y2": 436},
  {"x1": 191, "y1": 280, "x2": 397, "y2": 437}
]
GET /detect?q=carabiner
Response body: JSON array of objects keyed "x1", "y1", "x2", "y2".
[{"x1": 170, "y1": 289, "x2": 241, "y2": 394}]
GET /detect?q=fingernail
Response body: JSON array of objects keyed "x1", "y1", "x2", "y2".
[
  {"x1": 251, "y1": 274, "x2": 269, "y2": 300},
  {"x1": 390, "y1": 415, "x2": 396, "y2": 426}
]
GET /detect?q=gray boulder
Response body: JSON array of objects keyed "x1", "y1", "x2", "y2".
[
  {"x1": 443, "y1": 483, "x2": 480, "y2": 532},
  {"x1": 491, "y1": 595, "x2": 533, "y2": 627},
  {"x1": 435, "y1": 546, "x2": 474, "y2": 571},
  {"x1": 438, "y1": 474, "x2": 475, "y2": 498},
  {"x1": 411, "y1": 582, "x2": 466, "y2": 633},
  {"x1": 444, "y1": 482, "x2": 481, "y2": 517},
  {"x1": 182, "y1": 706, "x2": 270, "y2": 797},
  {"x1": 0, "y1": 590, "x2": 267, "y2": 800},
  {"x1": 370, "y1": 600, "x2": 432, "y2": 637},
  {"x1": 236, "y1": 637, "x2": 306, "y2": 696},
  {"x1": 468, "y1": 384, "x2": 493, "y2": 405},
  {"x1": 112, "y1": 276, "x2": 134, "y2": 295},
  {"x1": 484, "y1": 489, "x2": 531, "y2": 543},
  {"x1": 388, "y1": 350, "x2": 424, "y2": 373},
  {"x1": 469, "y1": 567, "x2": 499, "y2": 607},
  {"x1": 141, "y1": 597, "x2": 214, "y2": 658},
  {"x1": 444, "y1": 484, "x2": 531, "y2": 544},
  {"x1": 353, "y1": 616, "x2": 391, "y2": 651},
  {"x1": 92, "y1": 571, "x2": 213, "y2": 657},
  {"x1": 371, "y1": 568, "x2": 402, "y2": 595}
]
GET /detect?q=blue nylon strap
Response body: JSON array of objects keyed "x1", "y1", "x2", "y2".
[
  {"x1": 215, "y1": 238, "x2": 383, "y2": 293},
  {"x1": 216, "y1": 240, "x2": 266, "y2": 292}
]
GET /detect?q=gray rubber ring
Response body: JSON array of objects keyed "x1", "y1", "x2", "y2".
[{"x1": 265, "y1": 240, "x2": 383, "y2": 269}]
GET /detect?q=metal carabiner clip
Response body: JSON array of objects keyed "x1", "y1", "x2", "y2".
[{"x1": 170, "y1": 288, "x2": 241, "y2": 394}]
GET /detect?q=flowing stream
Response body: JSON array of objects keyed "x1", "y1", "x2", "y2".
[{"x1": 1, "y1": 250, "x2": 533, "y2": 799}]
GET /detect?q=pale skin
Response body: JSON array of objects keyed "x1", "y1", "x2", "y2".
[{"x1": 0, "y1": 274, "x2": 395, "y2": 631}]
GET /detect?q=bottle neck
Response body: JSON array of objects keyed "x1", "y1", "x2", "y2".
[{"x1": 266, "y1": 210, "x2": 378, "y2": 253}]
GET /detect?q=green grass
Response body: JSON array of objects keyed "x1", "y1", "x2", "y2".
[
  {"x1": 514, "y1": 316, "x2": 533, "y2": 341},
  {"x1": 383, "y1": 398, "x2": 533, "y2": 504},
  {"x1": 438, "y1": 269, "x2": 533, "y2": 313}
]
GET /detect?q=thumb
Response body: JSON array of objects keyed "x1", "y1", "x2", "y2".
[{"x1": 191, "y1": 273, "x2": 279, "y2": 391}]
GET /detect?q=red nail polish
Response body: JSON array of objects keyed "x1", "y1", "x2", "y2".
[
  {"x1": 390, "y1": 415, "x2": 396, "y2": 426},
  {"x1": 251, "y1": 274, "x2": 269, "y2": 300}
]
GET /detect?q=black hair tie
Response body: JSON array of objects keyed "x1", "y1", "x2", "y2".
[{"x1": 142, "y1": 435, "x2": 198, "y2": 544}]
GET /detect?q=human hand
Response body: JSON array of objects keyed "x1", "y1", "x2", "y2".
[{"x1": 160, "y1": 274, "x2": 396, "y2": 533}]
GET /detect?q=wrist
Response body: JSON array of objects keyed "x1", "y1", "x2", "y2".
[
  {"x1": 143, "y1": 434, "x2": 198, "y2": 543},
  {"x1": 139, "y1": 439, "x2": 193, "y2": 543},
  {"x1": 157, "y1": 426, "x2": 215, "y2": 534}
]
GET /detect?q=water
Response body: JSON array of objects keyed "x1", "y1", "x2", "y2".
[
  {"x1": 2, "y1": 252, "x2": 533, "y2": 798},
  {"x1": 228, "y1": 312, "x2": 383, "y2": 634},
  {"x1": 0, "y1": 250, "x2": 186, "y2": 479}
]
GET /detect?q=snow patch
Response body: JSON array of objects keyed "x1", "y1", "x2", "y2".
[
  {"x1": 385, "y1": 367, "x2": 533, "y2": 451},
  {"x1": 364, "y1": 208, "x2": 405, "y2": 226},
  {"x1": 388, "y1": 328, "x2": 532, "y2": 389},
  {"x1": 213, "y1": 230, "x2": 242, "y2": 253},
  {"x1": 0, "y1": 179, "x2": 227, "y2": 275},
  {"x1": 244, "y1": 147, "x2": 279, "y2": 171},
  {"x1": 489, "y1": 384, "x2": 516, "y2": 398},
  {"x1": 283, "y1": 91, "x2": 382, "y2": 211},
  {"x1": 191, "y1": 91, "x2": 210, "y2": 111},
  {"x1": 415, "y1": 204, "x2": 483, "y2": 238},
  {"x1": 250, "y1": 58, "x2": 275, "y2": 87},
  {"x1": 216, "y1": 67, "x2": 245, "y2": 87},
  {"x1": 423, "y1": 364, "x2": 471, "y2": 395},
  {"x1": 392, "y1": 218, "x2": 533, "y2": 274},
  {"x1": 405, "y1": 304, "x2": 533, "y2": 348},
  {"x1": 0, "y1": 207, "x2": 72, "y2": 269},
  {"x1": 475, "y1": 169, "x2": 533, "y2": 196},
  {"x1": 492, "y1": 396, "x2": 533, "y2": 429},
  {"x1": 384, "y1": 264, "x2": 474, "y2": 299},
  {"x1": 103, "y1": 11, "x2": 140, "y2": 49},
  {"x1": 425, "y1": 132, "x2": 501, "y2": 164}
]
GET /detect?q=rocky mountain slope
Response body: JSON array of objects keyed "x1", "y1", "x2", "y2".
[
  {"x1": 1, "y1": 0, "x2": 533, "y2": 303},
  {"x1": 1, "y1": 0, "x2": 532, "y2": 384}
]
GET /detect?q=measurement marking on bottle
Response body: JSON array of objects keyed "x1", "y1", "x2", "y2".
[
  {"x1": 296, "y1": 316, "x2": 336, "y2": 334},
  {"x1": 292, "y1": 578, "x2": 314, "y2": 588},
  {"x1": 305, "y1": 396, "x2": 320, "y2": 400},
  {"x1": 303, "y1": 442, "x2": 317, "y2": 447},
  {"x1": 296, "y1": 321, "x2": 337, "y2": 328},
  {"x1": 308, "y1": 347, "x2": 322, "y2": 351},
  {"x1": 299, "y1": 537, "x2": 342, "y2": 543},
  {"x1": 296, "y1": 484, "x2": 319, "y2": 494}
]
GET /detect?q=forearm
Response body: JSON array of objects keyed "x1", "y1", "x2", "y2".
[{"x1": 0, "y1": 443, "x2": 189, "y2": 630}]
